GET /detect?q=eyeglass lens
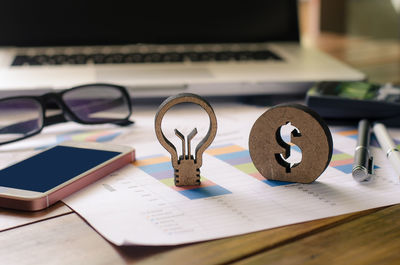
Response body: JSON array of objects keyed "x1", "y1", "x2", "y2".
[
  {"x1": 0, "y1": 98, "x2": 43, "y2": 144},
  {"x1": 62, "y1": 85, "x2": 130, "y2": 123}
]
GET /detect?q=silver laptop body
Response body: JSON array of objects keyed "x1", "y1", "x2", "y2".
[{"x1": 0, "y1": 1, "x2": 364, "y2": 97}]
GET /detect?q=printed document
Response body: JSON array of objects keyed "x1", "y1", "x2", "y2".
[{"x1": 61, "y1": 104, "x2": 400, "y2": 245}]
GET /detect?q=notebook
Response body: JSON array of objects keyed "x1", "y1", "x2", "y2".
[{"x1": 0, "y1": 1, "x2": 364, "y2": 97}]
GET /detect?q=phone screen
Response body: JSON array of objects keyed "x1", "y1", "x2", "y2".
[{"x1": 0, "y1": 145, "x2": 121, "y2": 192}]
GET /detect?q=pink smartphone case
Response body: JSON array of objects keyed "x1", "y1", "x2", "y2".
[{"x1": 0, "y1": 150, "x2": 135, "y2": 211}]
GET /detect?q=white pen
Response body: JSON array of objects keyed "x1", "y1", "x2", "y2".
[{"x1": 372, "y1": 122, "x2": 400, "y2": 181}]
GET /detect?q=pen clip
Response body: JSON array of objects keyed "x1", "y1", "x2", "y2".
[{"x1": 367, "y1": 155, "x2": 374, "y2": 176}]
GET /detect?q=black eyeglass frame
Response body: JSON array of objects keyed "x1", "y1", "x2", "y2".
[{"x1": 0, "y1": 83, "x2": 133, "y2": 146}]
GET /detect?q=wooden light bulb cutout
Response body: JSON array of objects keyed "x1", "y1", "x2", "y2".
[
  {"x1": 154, "y1": 93, "x2": 217, "y2": 186},
  {"x1": 249, "y1": 104, "x2": 333, "y2": 184}
]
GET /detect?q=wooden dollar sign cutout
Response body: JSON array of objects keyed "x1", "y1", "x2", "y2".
[
  {"x1": 249, "y1": 104, "x2": 333, "y2": 183},
  {"x1": 274, "y1": 122, "x2": 302, "y2": 173}
]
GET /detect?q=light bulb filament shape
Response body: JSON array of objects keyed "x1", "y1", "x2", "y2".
[{"x1": 175, "y1": 128, "x2": 198, "y2": 160}]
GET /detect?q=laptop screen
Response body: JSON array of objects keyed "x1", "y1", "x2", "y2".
[{"x1": 0, "y1": 1, "x2": 298, "y2": 46}]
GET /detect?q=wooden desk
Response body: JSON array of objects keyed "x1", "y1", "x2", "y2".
[{"x1": 1, "y1": 34, "x2": 400, "y2": 265}]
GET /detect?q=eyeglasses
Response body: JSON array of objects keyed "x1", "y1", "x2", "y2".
[{"x1": 0, "y1": 83, "x2": 133, "y2": 145}]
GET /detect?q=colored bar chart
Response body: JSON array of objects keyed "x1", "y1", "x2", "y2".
[
  {"x1": 334, "y1": 127, "x2": 400, "y2": 148},
  {"x1": 57, "y1": 130, "x2": 122, "y2": 143},
  {"x1": 206, "y1": 144, "x2": 292, "y2": 187},
  {"x1": 334, "y1": 128, "x2": 358, "y2": 140},
  {"x1": 134, "y1": 155, "x2": 231, "y2": 200},
  {"x1": 329, "y1": 148, "x2": 354, "y2": 174},
  {"x1": 37, "y1": 129, "x2": 122, "y2": 150}
]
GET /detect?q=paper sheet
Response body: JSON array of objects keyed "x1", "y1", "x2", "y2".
[{"x1": 60, "y1": 104, "x2": 400, "y2": 246}]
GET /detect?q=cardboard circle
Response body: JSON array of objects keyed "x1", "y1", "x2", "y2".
[{"x1": 249, "y1": 104, "x2": 333, "y2": 183}]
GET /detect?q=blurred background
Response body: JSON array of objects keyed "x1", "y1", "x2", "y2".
[{"x1": 299, "y1": 0, "x2": 400, "y2": 85}]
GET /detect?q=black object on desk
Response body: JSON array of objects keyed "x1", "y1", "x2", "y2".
[
  {"x1": 306, "y1": 81, "x2": 400, "y2": 126},
  {"x1": 352, "y1": 119, "x2": 374, "y2": 182}
]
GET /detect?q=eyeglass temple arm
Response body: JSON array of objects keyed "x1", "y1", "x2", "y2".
[{"x1": 113, "y1": 120, "x2": 134, "y2": 126}]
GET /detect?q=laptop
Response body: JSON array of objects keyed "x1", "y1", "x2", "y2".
[{"x1": 0, "y1": 1, "x2": 364, "y2": 98}]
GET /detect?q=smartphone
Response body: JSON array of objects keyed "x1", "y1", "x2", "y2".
[{"x1": 0, "y1": 141, "x2": 135, "y2": 211}]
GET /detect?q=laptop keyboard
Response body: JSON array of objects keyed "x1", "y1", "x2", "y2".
[{"x1": 11, "y1": 50, "x2": 283, "y2": 66}]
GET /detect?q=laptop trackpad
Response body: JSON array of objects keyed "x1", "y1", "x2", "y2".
[{"x1": 96, "y1": 67, "x2": 213, "y2": 82}]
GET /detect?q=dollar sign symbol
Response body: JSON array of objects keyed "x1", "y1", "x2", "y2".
[{"x1": 274, "y1": 122, "x2": 302, "y2": 173}]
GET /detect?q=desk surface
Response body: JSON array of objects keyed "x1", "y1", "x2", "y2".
[{"x1": 1, "y1": 33, "x2": 400, "y2": 265}]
